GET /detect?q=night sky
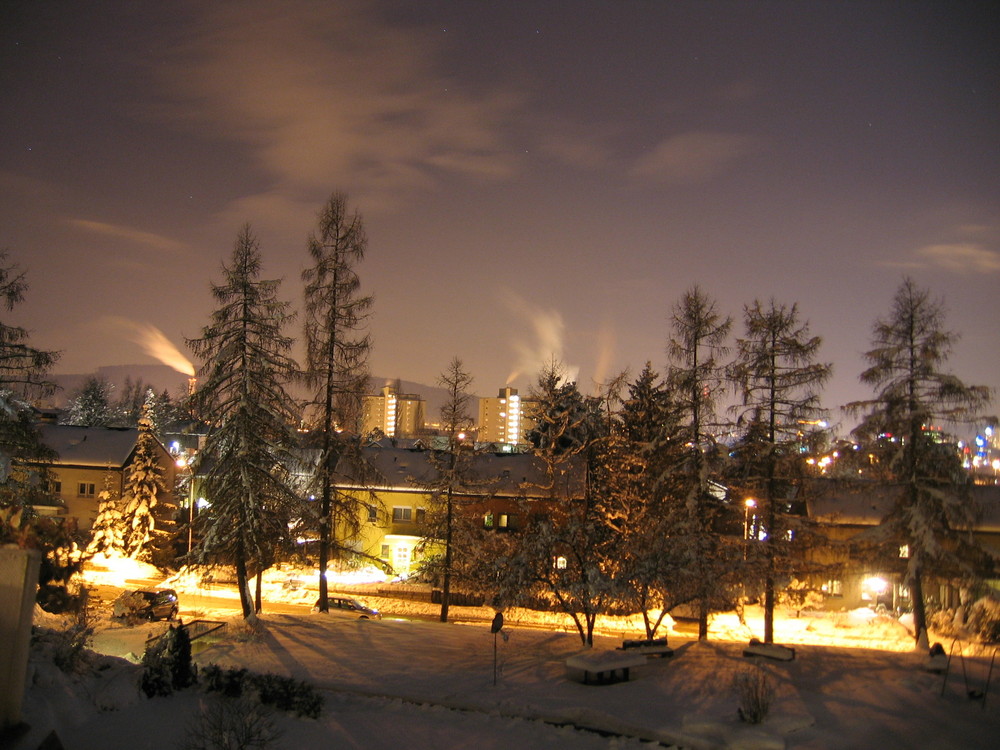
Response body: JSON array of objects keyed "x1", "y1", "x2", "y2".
[{"x1": 2, "y1": 1, "x2": 997, "y2": 434}]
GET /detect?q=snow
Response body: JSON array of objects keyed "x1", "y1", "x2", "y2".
[{"x1": 10, "y1": 562, "x2": 1000, "y2": 750}]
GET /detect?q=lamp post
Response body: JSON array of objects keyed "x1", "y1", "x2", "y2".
[{"x1": 743, "y1": 498, "x2": 757, "y2": 540}]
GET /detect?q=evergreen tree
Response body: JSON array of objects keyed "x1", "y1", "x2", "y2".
[
  {"x1": 0, "y1": 250, "x2": 59, "y2": 510},
  {"x1": 847, "y1": 278, "x2": 993, "y2": 648},
  {"x1": 121, "y1": 413, "x2": 167, "y2": 559},
  {"x1": 664, "y1": 286, "x2": 738, "y2": 641},
  {"x1": 300, "y1": 192, "x2": 374, "y2": 612},
  {"x1": 187, "y1": 225, "x2": 303, "y2": 619},
  {"x1": 519, "y1": 363, "x2": 614, "y2": 645},
  {"x1": 63, "y1": 376, "x2": 116, "y2": 426},
  {"x1": 616, "y1": 363, "x2": 683, "y2": 638},
  {"x1": 729, "y1": 299, "x2": 831, "y2": 643},
  {"x1": 88, "y1": 467, "x2": 126, "y2": 556}
]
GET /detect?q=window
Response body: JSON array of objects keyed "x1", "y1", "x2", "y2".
[
  {"x1": 392, "y1": 506, "x2": 412, "y2": 522},
  {"x1": 822, "y1": 579, "x2": 843, "y2": 596},
  {"x1": 898, "y1": 544, "x2": 910, "y2": 559},
  {"x1": 497, "y1": 514, "x2": 509, "y2": 529},
  {"x1": 78, "y1": 482, "x2": 95, "y2": 498},
  {"x1": 367, "y1": 506, "x2": 377, "y2": 523},
  {"x1": 415, "y1": 508, "x2": 426, "y2": 524},
  {"x1": 554, "y1": 556, "x2": 567, "y2": 570},
  {"x1": 380, "y1": 544, "x2": 390, "y2": 559}
]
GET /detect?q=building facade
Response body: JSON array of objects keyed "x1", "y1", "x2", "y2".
[
  {"x1": 361, "y1": 385, "x2": 426, "y2": 439},
  {"x1": 477, "y1": 387, "x2": 538, "y2": 448}
]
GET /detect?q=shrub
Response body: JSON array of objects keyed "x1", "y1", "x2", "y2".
[
  {"x1": 50, "y1": 621, "x2": 95, "y2": 674},
  {"x1": 966, "y1": 595, "x2": 1000, "y2": 643},
  {"x1": 181, "y1": 695, "x2": 282, "y2": 750},
  {"x1": 199, "y1": 664, "x2": 323, "y2": 718},
  {"x1": 734, "y1": 666, "x2": 775, "y2": 724},
  {"x1": 141, "y1": 622, "x2": 197, "y2": 697}
]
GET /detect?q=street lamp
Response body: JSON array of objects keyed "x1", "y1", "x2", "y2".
[{"x1": 744, "y1": 498, "x2": 757, "y2": 540}]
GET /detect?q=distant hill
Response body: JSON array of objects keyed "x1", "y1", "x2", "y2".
[{"x1": 48, "y1": 365, "x2": 470, "y2": 418}]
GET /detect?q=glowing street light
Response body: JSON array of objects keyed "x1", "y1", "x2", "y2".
[{"x1": 744, "y1": 498, "x2": 757, "y2": 540}]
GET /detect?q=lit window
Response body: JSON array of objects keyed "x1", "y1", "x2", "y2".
[
  {"x1": 898, "y1": 544, "x2": 910, "y2": 558},
  {"x1": 498, "y1": 514, "x2": 508, "y2": 528},
  {"x1": 380, "y1": 544, "x2": 390, "y2": 559},
  {"x1": 555, "y1": 556, "x2": 567, "y2": 570}
]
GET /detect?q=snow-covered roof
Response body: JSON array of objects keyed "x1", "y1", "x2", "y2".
[
  {"x1": 36, "y1": 424, "x2": 140, "y2": 468},
  {"x1": 807, "y1": 480, "x2": 1000, "y2": 532},
  {"x1": 340, "y1": 445, "x2": 585, "y2": 500}
]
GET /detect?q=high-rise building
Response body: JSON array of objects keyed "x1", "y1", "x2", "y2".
[
  {"x1": 477, "y1": 387, "x2": 537, "y2": 447},
  {"x1": 362, "y1": 385, "x2": 426, "y2": 438}
]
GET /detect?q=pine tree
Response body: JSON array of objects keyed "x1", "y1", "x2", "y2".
[
  {"x1": 847, "y1": 278, "x2": 993, "y2": 648},
  {"x1": 300, "y1": 192, "x2": 374, "y2": 612},
  {"x1": 88, "y1": 468, "x2": 126, "y2": 556},
  {"x1": 0, "y1": 250, "x2": 59, "y2": 510},
  {"x1": 520, "y1": 362, "x2": 615, "y2": 645},
  {"x1": 121, "y1": 413, "x2": 167, "y2": 559},
  {"x1": 616, "y1": 363, "x2": 683, "y2": 638},
  {"x1": 187, "y1": 225, "x2": 303, "y2": 619},
  {"x1": 664, "y1": 286, "x2": 738, "y2": 641},
  {"x1": 63, "y1": 376, "x2": 117, "y2": 426},
  {"x1": 729, "y1": 299, "x2": 831, "y2": 643}
]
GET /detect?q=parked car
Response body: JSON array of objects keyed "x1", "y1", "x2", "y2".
[
  {"x1": 312, "y1": 596, "x2": 381, "y2": 619},
  {"x1": 113, "y1": 588, "x2": 179, "y2": 621}
]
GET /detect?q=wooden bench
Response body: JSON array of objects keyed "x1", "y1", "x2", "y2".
[
  {"x1": 618, "y1": 637, "x2": 674, "y2": 658},
  {"x1": 743, "y1": 638, "x2": 796, "y2": 661},
  {"x1": 565, "y1": 649, "x2": 647, "y2": 684}
]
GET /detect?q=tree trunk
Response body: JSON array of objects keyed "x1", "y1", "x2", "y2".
[
  {"x1": 235, "y1": 553, "x2": 253, "y2": 619},
  {"x1": 910, "y1": 560, "x2": 929, "y2": 649},
  {"x1": 255, "y1": 569, "x2": 263, "y2": 614}
]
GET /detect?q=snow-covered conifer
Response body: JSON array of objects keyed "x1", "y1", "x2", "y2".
[
  {"x1": 847, "y1": 278, "x2": 993, "y2": 648},
  {"x1": 187, "y1": 225, "x2": 302, "y2": 619}
]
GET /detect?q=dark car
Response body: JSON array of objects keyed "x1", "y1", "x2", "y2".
[
  {"x1": 113, "y1": 588, "x2": 179, "y2": 621},
  {"x1": 312, "y1": 595, "x2": 381, "y2": 619}
]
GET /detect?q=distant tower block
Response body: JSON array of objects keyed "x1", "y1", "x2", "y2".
[
  {"x1": 362, "y1": 385, "x2": 426, "y2": 438},
  {"x1": 478, "y1": 387, "x2": 537, "y2": 446}
]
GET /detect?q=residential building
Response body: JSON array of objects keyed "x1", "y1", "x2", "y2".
[
  {"x1": 477, "y1": 387, "x2": 538, "y2": 448},
  {"x1": 804, "y1": 482, "x2": 1000, "y2": 612},
  {"x1": 332, "y1": 440, "x2": 584, "y2": 576},
  {"x1": 29, "y1": 424, "x2": 178, "y2": 529},
  {"x1": 361, "y1": 385, "x2": 426, "y2": 438}
]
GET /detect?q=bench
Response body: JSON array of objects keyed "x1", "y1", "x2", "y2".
[
  {"x1": 618, "y1": 637, "x2": 674, "y2": 658},
  {"x1": 743, "y1": 638, "x2": 796, "y2": 661},
  {"x1": 565, "y1": 649, "x2": 647, "y2": 684}
]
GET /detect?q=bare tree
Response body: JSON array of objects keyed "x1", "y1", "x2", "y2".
[
  {"x1": 301, "y1": 192, "x2": 375, "y2": 612},
  {"x1": 729, "y1": 298, "x2": 831, "y2": 643}
]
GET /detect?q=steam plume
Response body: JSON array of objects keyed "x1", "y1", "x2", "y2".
[{"x1": 108, "y1": 317, "x2": 196, "y2": 376}]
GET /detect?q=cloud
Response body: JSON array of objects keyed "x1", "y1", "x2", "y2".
[
  {"x1": 67, "y1": 219, "x2": 187, "y2": 254},
  {"x1": 155, "y1": 1, "x2": 523, "y2": 214},
  {"x1": 915, "y1": 243, "x2": 1000, "y2": 274},
  {"x1": 630, "y1": 131, "x2": 756, "y2": 183}
]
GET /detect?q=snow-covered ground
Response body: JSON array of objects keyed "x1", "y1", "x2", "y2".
[{"x1": 10, "y1": 557, "x2": 1000, "y2": 750}]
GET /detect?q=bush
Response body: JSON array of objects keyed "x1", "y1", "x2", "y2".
[
  {"x1": 49, "y1": 622, "x2": 95, "y2": 674},
  {"x1": 141, "y1": 622, "x2": 196, "y2": 697},
  {"x1": 181, "y1": 695, "x2": 282, "y2": 750},
  {"x1": 199, "y1": 664, "x2": 323, "y2": 718},
  {"x1": 966, "y1": 595, "x2": 1000, "y2": 643},
  {"x1": 734, "y1": 666, "x2": 775, "y2": 724}
]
